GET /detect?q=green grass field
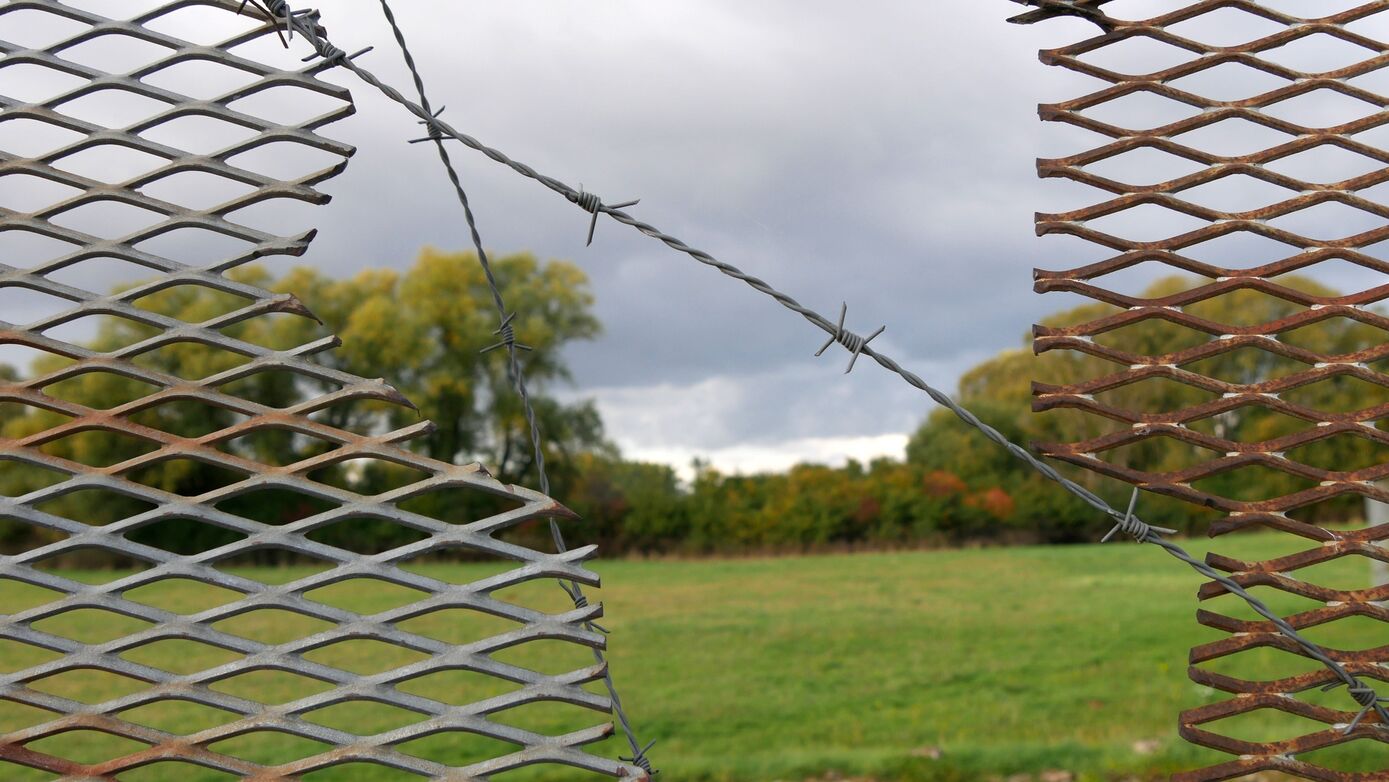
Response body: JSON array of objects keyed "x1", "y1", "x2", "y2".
[{"x1": 0, "y1": 531, "x2": 1381, "y2": 781}]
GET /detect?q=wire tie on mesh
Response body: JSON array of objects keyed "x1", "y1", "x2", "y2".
[
  {"x1": 1100, "y1": 487, "x2": 1176, "y2": 543},
  {"x1": 480, "y1": 311, "x2": 533, "y2": 355},
  {"x1": 572, "y1": 185, "x2": 641, "y2": 247},
  {"x1": 620, "y1": 739, "x2": 658, "y2": 776},
  {"x1": 815, "y1": 302, "x2": 884, "y2": 374},
  {"x1": 1322, "y1": 679, "x2": 1389, "y2": 733},
  {"x1": 238, "y1": 0, "x2": 302, "y2": 44},
  {"x1": 1007, "y1": 0, "x2": 1116, "y2": 30}
]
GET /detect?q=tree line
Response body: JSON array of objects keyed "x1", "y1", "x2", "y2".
[{"x1": 2, "y1": 251, "x2": 1379, "y2": 565}]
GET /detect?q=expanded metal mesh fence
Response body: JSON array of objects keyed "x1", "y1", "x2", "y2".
[
  {"x1": 0, "y1": 1, "x2": 646, "y2": 778},
  {"x1": 1028, "y1": 1, "x2": 1389, "y2": 778}
]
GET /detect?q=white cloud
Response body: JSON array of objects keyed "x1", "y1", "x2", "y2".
[{"x1": 625, "y1": 433, "x2": 912, "y2": 483}]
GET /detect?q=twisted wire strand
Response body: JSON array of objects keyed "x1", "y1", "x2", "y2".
[
  {"x1": 365, "y1": 0, "x2": 658, "y2": 773},
  {"x1": 278, "y1": 4, "x2": 1388, "y2": 735}
]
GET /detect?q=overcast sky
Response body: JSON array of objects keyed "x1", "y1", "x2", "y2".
[
  {"x1": 6, "y1": 0, "x2": 1382, "y2": 478},
  {"x1": 295, "y1": 1, "x2": 1104, "y2": 478}
]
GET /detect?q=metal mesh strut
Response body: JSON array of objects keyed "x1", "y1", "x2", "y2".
[
  {"x1": 1029, "y1": 2, "x2": 1389, "y2": 778},
  {"x1": 0, "y1": 1, "x2": 644, "y2": 779}
]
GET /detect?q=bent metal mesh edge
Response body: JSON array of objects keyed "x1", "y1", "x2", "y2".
[
  {"x1": 1030, "y1": 1, "x2": 1389, "y2": 778},
  {"x1": 0, "y1": 1, "x2": 646, "y2": 779}
]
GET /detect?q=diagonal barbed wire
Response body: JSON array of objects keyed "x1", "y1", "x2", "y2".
[
  {"x1": 358, "y1": 0, "x2": 659, "y2": 774},
  {"x1": 255, "y1": 0, "x2": 1388, "y2": 738}
]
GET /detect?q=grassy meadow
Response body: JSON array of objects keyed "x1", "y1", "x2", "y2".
[{"x1": 0, "y1": 531, "x2": 1383, "y2": 781}]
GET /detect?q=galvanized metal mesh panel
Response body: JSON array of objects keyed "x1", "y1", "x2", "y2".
[
  {"x1": 0, "y1": 1, "x2": 642, "y2": 779},
  {"x1": 1030, "y1": 1, "x2": 1389, "y2": 778}
]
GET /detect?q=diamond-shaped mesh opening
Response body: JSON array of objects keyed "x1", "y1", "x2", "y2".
[
  {"x1": 209, "y1": 731, "x2": 336, "y2": 764},
  {"x1": 0, "y1": 640, "x2": 62, "y2": 674},
  {"x1": 226, "y1": 139, "x2": 348, "y2": 180},
  {"x1": 125, "y1": 517, "x2": 248, "y2": 555},
  {"x1": 116, "y1": 701, "x2": 244, "y2": 735},
  {"x1": 300, "y1": 762, "x2": 428, "y2": 781},
  {"x1": 214, "y1": 428, "x2": 340, "y2": 467},
  {"x1": 1180, "y1": 175, "x2": 1300, "y2": 214},
  {"x1": 1266, "y1": 144, "x2": 1387, "y2": 183},
  {"x1": 1285, "y1": 433, "x2": 1389, "y2": 471},
  {"x1": 137, "y1": 114, "x2": 262, "y2": 156},
  {"x1": 27, "y1": 668, "x2": 149, "y2": 704},
  {"x1": 0, "y1": 8, "x2": 90, "y2": 49},
  {"x1": 1281, "y1": 376, "x2": 1389, "y2": 414},
  {"x1": 1286, "y1": 742, "x2": 1389, "y2": 774},
  {"x1": 1195, "y1": 704, "x2": 1337, "y2": 744},
  {"x1": 30, "y1": 608, "x2": 153, "y2": 644},
  {"x1": 0, "y1": 702, "x2": 58, "y2": 734},
  {"x1": 1174, "y1": 118, "x2": 1299, "y2": 160},
  {"x1": 1279, "y1": 317, "x2": 1389, "y2": 354},
  {"x1": 1263, "y1": 88, "x2": 1385, "y2": 128},
  {"x1": 1090, "y1": 377, "x2": 1221, "y2": 413},
  {"x1": 1082, "y1": 145, "x2": 1208, "y2": 185},
  {"x1": 0, "y1": 579, "x2": 64, "y2": 612},
  {"x1": 1268, "y1": 202, "x2": 1386, "y2": 241},
  {"x1": 394, "y1": 731, "x2": 523, "y2": 766},
  {"x1": 0, "y1": 286, "x2": 75, "y2": 324},
  {"x1": 55, "y1": 87, "x2": 171, "y2": 128},
  {"x1": 215, "y1": 488, "x2": 339, "y2": 525},
  {"x1": 41, "y1": 371, "x2": 161, "y2": 409},
  {"x1": 1094, "y1": 436, "x2": 1224, "y2": 472},
  {"x1": 128, "y1": 398, "x2": 249, "y2": 439},
  {"x1": 120, "y1": 762, "x2": 241, "y2": 782},
  {"x1": 302, "y1": 700, "x2": 427, "y2": 735},
  {"x1": 1260, "y1": 32, "x2": 1378, "y2": 73},
  {"x1": 56, "y1": 32, "x2": 172, "y2": 73},
  {"x1": 213, "y1": 609, "x2": 336, "y2": 646},
  {"x1": 0, "y1": 174, "x2": 83, "y2": 214},
  {"x1": 34, "y1": 428, "x2": 162, "y2": 468},
  {"x1": 120, "y1": 638, "x2": 244, "y2": 675},
  {"x1": 304, "y1": 517, "x2": 430, "y2": 555},
  {"x1": 209, "y1": 669, "x2": 337, "y2": 705},
  {"x1": 141, "y1": 58, "x2": 264, "y2": 101},
  {"x1": 0, "y1": 63, "x2": 90, "y2": 105},
  {"x1": 1168, "y1": 62, "x2": 1290, "y2": 102},
  {"x1": 225, "y1": 85, "x2": 349, "y2": 126},
  {"x1": 301, "y1": 640, "x2": 430, "y2": 676},
  {"x1": 137, "y1": 171, "x2": 261, "y2": 212},
  {"x1": 303, "y1": 579, "x2": 428, "y2": 614},
  {"x1": 1167, "y1": 7, "x2": 1288, "y2": 44},
  {"x1": 23, "y1": 729, "x2": 149, "y2": 765},
  {"x1": 49, "y1": 143, "x2": 169, "y2": 184},
  {"x1": 1077, "y1": 90, "x2": 1203, "y2": 129}
]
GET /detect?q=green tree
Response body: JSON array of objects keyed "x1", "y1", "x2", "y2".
[
  {"x1": 908, "y1": 274, "x2": 1385, "y2": 537},
  {"x1": 1, "y1": 249, "x2": 611, "y2": 558}
]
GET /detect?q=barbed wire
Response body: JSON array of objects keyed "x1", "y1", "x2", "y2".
[
  {"x1": 359, "y1": 0, "x2": 658, "y2": 774},
  {"x1": 254, "y1": 0, "x2": 1387, "y2": 742}
]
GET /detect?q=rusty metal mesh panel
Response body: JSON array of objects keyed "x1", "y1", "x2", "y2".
[
  {"x1": 1030, "y1": 1, "x2": 1389, "y2": 778},
  {"x1": 0, "y1": 1, "x2": 643, "y2": 779}
]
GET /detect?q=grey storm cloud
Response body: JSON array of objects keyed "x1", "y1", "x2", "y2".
[{"x1": 4, "y1": 0, "x2": 1374, "y2": 472}]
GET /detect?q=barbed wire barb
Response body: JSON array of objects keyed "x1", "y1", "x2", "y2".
[
  {"x1": 815, "y1": 302, "x2": 884, "y2": 374},
  {"x1": 573, "y1": 186, "x2": 641, "y2": 246},
  {"x1": 1101, "y1": 487, "x2": 1175, "y2": 543}
]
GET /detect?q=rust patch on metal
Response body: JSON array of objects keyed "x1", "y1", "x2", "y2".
[
  {"x1": 0, "y1": 1, "x2": 642, "y2": 778},
  {"x1": 1029, "y1": 1, "x2": 1389, "y2": 777}
]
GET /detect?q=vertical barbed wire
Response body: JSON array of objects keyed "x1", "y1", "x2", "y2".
[
  {"x1": 359, "y1": 0, "x2": 659, "y2": 773},
  {"x1": 259, "y1": 0, "x2": 1388, "y2": 742}
]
